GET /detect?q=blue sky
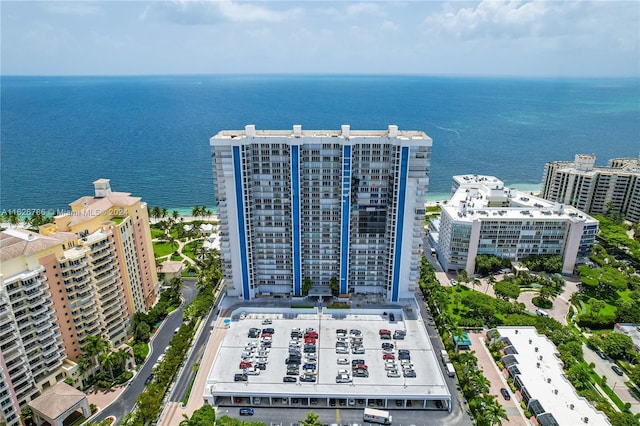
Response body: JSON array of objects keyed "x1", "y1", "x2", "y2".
[{"x1": 1, "y1": 1, "x2": 639, "y2": 77}]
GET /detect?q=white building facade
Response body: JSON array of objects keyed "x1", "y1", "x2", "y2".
[
  {"x1": 211, "y1": 125, "x2": 431, "y2": 302},
  {"x1": 541, "y1": 154, "x2": 640, "y2": 223},
  {"x1": 429, "y1": 175, "x2": 598, "y2": 275}
]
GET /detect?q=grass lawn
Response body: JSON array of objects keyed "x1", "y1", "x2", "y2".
[
  {"x1": 151, "y1": 228, "x2": 165, "y2": 239},
  {"x1": 183, "y1": 240, "x2": 201, "y2": 262},
  {"x1": 153, "y1": 242, "x2": 176, "y2": 258}
]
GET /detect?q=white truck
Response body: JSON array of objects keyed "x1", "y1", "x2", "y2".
[
  {"x1": 446, "y1": 362, "x2": 456, "y2": 377},
  {"x1": 440, "y1": 349, "x2": 449, "y2": 365},
  {"x1": 363, "y1": 407, "x2": 392, "y2": 425}
]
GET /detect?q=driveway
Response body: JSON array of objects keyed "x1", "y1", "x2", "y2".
[
  {"x1": 583, "y1": 344, "x2": 640, "y2": 414},
  {"x1": 468, "y1": 332, "x2": 528, "y2": 426}
]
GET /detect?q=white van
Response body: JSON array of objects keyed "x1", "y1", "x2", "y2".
[{"x1": 536, "y1": 309, "x2": 550, "y2": 317}]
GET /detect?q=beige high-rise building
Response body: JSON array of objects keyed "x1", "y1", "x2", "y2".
[
  {"x1": 0, "y1": 180, "x2": 159, "y2": 426},
  {"x1": 541, "y1": 154, "x2": 640, "y2": 222},
  {"x1": 0, "y1": 229, "x2": 73, "y2": 426}
]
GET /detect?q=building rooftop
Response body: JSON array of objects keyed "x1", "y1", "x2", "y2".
[
  {"x1": 0, "y1": 228, "x2": 75, "y2": 262},
  {"x1": 61, "y1": 192, "x2": 140, "y2": 227},
  {"x1": 444, "y1": 174, "x2": 597, "y2": 224},
  {"x1": 206, "y1": 309, "x2": 450, "y2": 402},
  {"x1": 28, "y1": 382, "x2": 87, "y2": 420},
  {"x1": 496, "y1": 327, "x2": 610, "y2": 426},
  {"x1": 211, "y1": 124, "x2": 432, "y2": 144},
  {"x1": 159, "y1": 261, "x2": 185, "y2": 274}
]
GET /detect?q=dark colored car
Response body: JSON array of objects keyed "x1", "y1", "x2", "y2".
[
  {"x1": 612, "y1": 365, "x2": 624, "y2": 376},
  {"x1": 329, "y1": 398, "x2": 336, "y2": 406},
  {"x1": 144, "y1": 374, "x2": 153, "y2": 385},
  {"x1": 239, "y1": 408, "x2": 254, "y2": 416},
  {"x1": 500, "y1": 388, "x2": 511, "y2": 400},
  {"x1": 283, "y1": 376, "x2": 297, "y2": 383},
  {"x1": 389, "y1": 313, "x2": 395, "y2": 321},
  {"x1": 234, "y1": 373, "x2": 248, "y2": 382},
  {"x1": 262, "y1": 327, "x2": 275, "y2": 334}
]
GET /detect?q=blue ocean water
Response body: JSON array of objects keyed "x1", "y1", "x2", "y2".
[{"x1": 1, "y1": 75, "x2": 638, "y2": 212}]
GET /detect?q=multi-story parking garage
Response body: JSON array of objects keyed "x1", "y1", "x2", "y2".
[{"x1": 204, "y1": 306, "x2": 451, "y2": 411}]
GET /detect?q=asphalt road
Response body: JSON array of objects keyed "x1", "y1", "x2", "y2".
[
  {"x1": 169, "y1": 291, "x2": 222, "y2": 403},
  {"x1": 92, "y1": 278, "x2": 198, "y2": 424}
]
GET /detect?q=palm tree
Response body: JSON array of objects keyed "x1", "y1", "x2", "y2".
[
  {"x1": 100, "y1": 351, "x2": 118, "y2": 381},
  {"x1": 161, "y1": 208, "x2": 168, "y2": 220},
  {"x1": 7, "y1": 212, "x2": 20, "y2": 228},
  {"x1": 81, "y1": 335, "x2": 110, "y2": 370},
  {"x1": 484, "y1": 398, "x2": 508, "y2": 425},
  {"x1": 172, "y1": 210, "x2": 180, "y2": 221},
  {"x1": 151, "y1": 206, "x2": 161, "y2": 221},
  {"x1": 300, "y1": 411, "x2": 323, "y2": 426}
]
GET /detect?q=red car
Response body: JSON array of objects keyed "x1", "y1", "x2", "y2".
[
  {"x1": 239, "y1": 361, "x2": 252, "y2": 369},
  {"x1": 382, "y1": 354, "x2": 395, "y2": 360},
  {"x1": 304, "y1": 338, "x2": 316, "y2": 344},
  {"x1": 352, "y1": 363, "x2": 368, "y2": 370},
  {"x1": 379, "y1": 329, "x2": 392, "y2": 335},
  {"x1": 304, "y1": 331, "x2": 318, "y2": 339},
  {"x1": 261, "y1": 332, "x2": 272, "y2": 338}
]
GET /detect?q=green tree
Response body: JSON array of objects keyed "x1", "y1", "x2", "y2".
[
  {"x1": 484, "y1": 399, "x2": 508, "y2": 426},
  {"x1": 151, "y1": 206, "x2": 162, "y2": 221},
  {"x1": 100, "y1": 351, "x2": 119, "y2": 381},
  {"x1": 21, "y1": 407, "x2": 33, "y2": 426},
  {"x1": 567, "y1": 363, "x2": 592, "y2": 390},
  {"x1": 493, "y1": 281, "x2": 520, "y2": 301},
  {"x1": 600, "y1": 332, "x2": 635, "y2": 360},
  {"x1": 302, "y1": 278, "x2": 313, "y2": 296},
  {"x1": 180, "y1": 405, "x2": 216, "y2": 426},
  {"x1": 134, "y1": 322, "x2": 151, "y2": 343},
  {"x1": 300, "y1": 411, "x2": 323, "y2": 426},
  {"x1": 172, "y1": 210, "x2": 180, "y2": 221},
  {"x1": 329, "y1": 276, "x2": 339, "y2": 296}
]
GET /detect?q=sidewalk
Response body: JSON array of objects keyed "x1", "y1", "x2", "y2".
[
  {"x1": 160, "y1": 315, "x2": 229, "y2": 425},
  {"x1": 468, "y1": 331, "x2": 528, "y2": 426}
]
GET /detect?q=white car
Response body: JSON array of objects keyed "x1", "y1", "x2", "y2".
[
  {"x1": 336, "y1": 374, "x2": 352, "y2": 383},
  {"x1": 387, "y1": 370, "x2": 401, "y2": 378},
  {"x1": 385, "y1": 362, "x2": 397, "y2": 370},
  {"x1": 337, "y1": 358, "x2": 349, "y2": 365},
  {"x1": 245, "y1": 368, "x2": 260, "y2": 375},
  {"x1": 336, "y1": 347, "x2": 348, "y2": 354},
  {"x1": 337, "y1": 369, "x2": 350, "y2": 376},
  {"x1": 451, "y1": 279, "x2": 458, "y2": 286}
]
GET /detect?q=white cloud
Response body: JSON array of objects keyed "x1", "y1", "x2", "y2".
[
  {"x1": 45, "y1": 2, "x2": 101, "y2": 16},
  {"x1": 381, "y1": 20, "x2": 398, "y2": 31},
  {"x1": 345, "y1": 2, "x2": 384, "y2": 17},
  {"x1": 141, "y1": 0, "x2": 301, "y2": 25}
]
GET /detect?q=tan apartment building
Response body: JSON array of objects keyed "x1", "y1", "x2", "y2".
[
  {"x1": 0, "y1": 180, "x2": 159, "y2": 426},
  {"x1": 541, "y1": 154, "x2": 640, "y2": 222},
  {"x1": 0, "y1": 229, "x2": 73, "y2": 426}
]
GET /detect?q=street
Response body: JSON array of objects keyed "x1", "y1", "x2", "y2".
[{"x1": 92, "y1": 278, "x2": 198, "y2": 424}]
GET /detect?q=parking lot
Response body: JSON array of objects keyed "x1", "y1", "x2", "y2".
[{"x1": 204, "y1": 307, "x2": 451, "y2": 411}]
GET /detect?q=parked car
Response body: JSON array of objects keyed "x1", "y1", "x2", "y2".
[
  {"x1": 233, "y1": 373, "x2": 248, "y2": 382},
  {"x1": 389, "y1": 313, "x2": 395, "y2": 322},
  {"x1": 500, "y1": 388, "x2": 511, "y2": 400},
  {"x1": 262, "y1": 328, "x2": 275, "y2": 334},
  {"x1": 451, "y1": 279, "x2": 457, "y2": 286},
  {"x1": 239, "y1": 408, "x2": 254, "y2": 416},
  {"x1": 262, "y1": 318, "x2": 272, "y2": 325},
  {"x1": 403, "y1": 369, "x2": 417, "y2": 378},
  {"x1": 383, "y1": 353, "x2": 395, "y2": 360},
  {"x1": 379, "y1": 329, "x2": 392, "y2": 335},
  {"x1": 612, "y1": 365, "x2": 624, "y2": 376},
  {"x1": 387, "y1": 370, "x2": 401, "y2": 378},
  {"x1": 283, "y1": 376, "x2": 297, "y2": 383},
  {"x1": 337, "y1": 358, "x2": 349, "y2": 365},
  {"x1": 300, "y1": 374, "x2": 316, "y2": 382}
]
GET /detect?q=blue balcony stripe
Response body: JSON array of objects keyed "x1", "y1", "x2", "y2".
[
  {"x1": 340, "y1": 145, "x2": 351, "y2": 295},
  {"x1": 292, "y1": 146, "x2": 302, "y2": 296},
  {"x1": 233, "y1": 146, "x2": 250, "y2": 301},
  {"x1": 391, "y1": 146, "x2": 409, "y2": 302}
]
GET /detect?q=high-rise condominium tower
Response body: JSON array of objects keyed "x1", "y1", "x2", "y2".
[{"x1": 211, "y1": 125, "x2": 431, "y2": 302}]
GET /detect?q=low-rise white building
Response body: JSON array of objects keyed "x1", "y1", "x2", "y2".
[
  {"x1": 429, "y1": 175, "x2": 598, "y2": 275},
  {"x1": 488, "y1": 327, "x2": 610, "y2": 426}
]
